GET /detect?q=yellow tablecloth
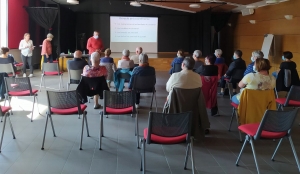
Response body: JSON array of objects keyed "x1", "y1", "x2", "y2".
[{"x1": 40, "y1": 56, "x2": 73, "y2": 72}]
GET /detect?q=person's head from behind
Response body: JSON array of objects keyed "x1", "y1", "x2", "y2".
[
  {"x1": 122, "y1": 49, "x2": 130, "y2": 57},
  {"x1": 205, "y1": 54, "x2": 216, "y2": 65},
  {"x1": 93, "y1": 31, "x2": 99, "y2": 39},
  {"x1": 91, "y1": 52, "x2": 101, "y2": 66},
  {"x1": 105, "y1": 48, "x2": 111, "y2": 57},
  {"x1": 24, "y1": 33, "x2": 30, "y2": 41},
  {"x1": 214, "y1": 49, "x2": 222, "y2": 58},
  {"x1": 177, "y1": 49, "x2": 184, "y2": 57},
  {"x1": 46, "y1": 33, "x2": 54, "y2": 41},
  {"x1": 181, "y1": 57, "x2": 195, "y2": 70},
  {"x1": 282, "y1": 51, "x2": 293, "y2": 61},
  {"x1": 251, "y1": 50, "x2": 264, "y2": 62},
  {"x1": 136, "y1": 47, "x2": 143, "y2": 55},
  {"x1": 74, "y1": 50, "x2": 82, "y2": 58},
  {"x1": 193, "y1": 50, "x2": 202, "y2": 61},
  {"x1": 139, "y1": 53, "x2": 149, "y2": 66},
  {"x1": 254, "y1": 58, "x2": 271, "y2": 73},
  {"x1": 0, "y1": 47, "x2": 9, "y2": 57},
  {"x1": 233, "y1": 50, "x2": 242, "y2": 59}
]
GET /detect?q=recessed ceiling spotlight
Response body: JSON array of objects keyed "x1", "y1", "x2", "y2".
[
  {"x1": 266, "y1": 0, "x2": 279, "y2": 4},
  {"x1": 189, "y1": 4, "x2": 200, "y2": 8},
  {"x1": 200, "y1": 0, "x2": 211, "y2": 2},
  {"x1": 130, "y1": 1, "x2": 141, "y2": 7},
  {"x1": 67, "y1": 0, "x2": 79, "y2": 4}
]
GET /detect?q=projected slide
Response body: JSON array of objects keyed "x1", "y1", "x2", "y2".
[{"x1": 110, "y1": 16, "x2": 158, "y2": 53}]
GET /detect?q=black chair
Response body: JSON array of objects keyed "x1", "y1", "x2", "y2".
[
  {"x1": 236, "y1": 109, "x2": 300, "y2": 174},
  {"x1": 132, "y1": 74, "x2": 157, "y2": 111},
  {"x1": 41, "y1": 90, "x2": 89, "y2": 150},
  {"x1": 39, "y1": 63, "x2": 64, "y2": 91},
  {"x1": 140, "y1": 111, "x2": 195, "y2": 174},
  {"x1": 67, "y1": 69, "x2": 82, "y2": 90},
  {"x1": 173, "y1": 63, "x2": 182, "y2": 73},
  {"x1": 99, "y1": 90, "x2": 138, "y2": 149},
  {"x1": 0, "y1": 105, "x2": 15, "y2": 153}
]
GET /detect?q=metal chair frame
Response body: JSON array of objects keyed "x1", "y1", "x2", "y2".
[
  {"x1": 0, "y1": 106, "x2": 15, "y2": 153},
  {"x1": 39, "y1": 63, "x2": 64, "y2": 91}
]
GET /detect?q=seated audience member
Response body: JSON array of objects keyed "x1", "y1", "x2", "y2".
[
  {"x1": 169, "y1": 49, "x2": 184, "y2": 74},
  {"x1": 130, "y1": 47, "x2": 143, "y2": 65},
  {"x1": 117, "y1": 49, "x2": 134, "y2": 69},
  {"x1": 100, "y1": 48, "x2": 116, "y2": 88},
  {"x1": 128, "y1": 53, "x2": 155, "y2": 108},
  {"x1": 193, "y1": 50, "x2": 204, "y2": 70},
  {"x1": 232, "y1": 58, "x2": 275, "y2": 105},
  {"x1": 214, "y1": 49, "x2": 225, "y2": 64},
  {"x1": 272, "y1": 51, "x2": 298, "y2": 79},
  {"x1": 67, "y1": 50, "x2": 88, "y2": 70},
  {"x1": 244, "y1": 50, "x2": 264, "y2": 76},
  {"x1": 167, "y1": 57, "x2": 202, "y2": 92},
  {"x1": 0, "y1": 47, "x2": 18, "y2": 74},
  {"x1": 219, "y1": 50, "x2": 246, "y2": 95},
  {"x1": 195, "y1": 54, "x2": 218, "y2": 76},
  {"x1": 82, "y1": 52, "x2": 107, "y2": 109}
]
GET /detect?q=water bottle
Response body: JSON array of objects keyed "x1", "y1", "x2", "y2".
[{"x1": 68, "y1": 49, "x2": 70, "y2": 55}]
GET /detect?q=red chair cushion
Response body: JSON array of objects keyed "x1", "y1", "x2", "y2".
[
  {"x1": 276, "y1": 98, "x2": 300, "y2": 107},
  {"x1": 106, "y1": 106, "x2": 133, "y2": 114},
  {"x1": 143, "y1": 128, "x2": 187, "y2": 144},
  {"x1": 231, "y1": 102, "x2": 239, "y2": 109},
  {"x1": 44, "y1": 71, "x2": 63, "y2": 75},
  {"x1": 53, "y1": 60, "x2": 58, "y2": 63},
  {"x1": 238, "y1": 123, "x2": 287, "y2": 139},
  {"x1": 1, "y1": 106, "x2": 11, "y2": 114},
  {"x1": 8, "y1": 90, "x2": 38, "y2": 96},
  {"x1": 14, "y1": 63, "x2": 23, "y2": 67},
  {"x1": 8, "y1": 72, "x2": 20, "y2": 77},
  {"x1": 51, "y1": 104, "x2": 87, "y2": 115}
]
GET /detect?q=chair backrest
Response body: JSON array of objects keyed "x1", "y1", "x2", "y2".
[
  {"x1": 146, "y1": 111, "x2": 193, "y2": 144},
  {"x1": 103, "y1": 90, "x2": 136, "y2": 113},
  {"x1": 284, "y1": 69, "x2": 291, "y2": 88},
  {"x1": 68, "y1": 69, "x2": 82, "y2": 83},
  {"x1": 42, "y1": 63, "x2": 60, "y2": 73},
  {"x1": 200, "y1": 76, "x2": 218, "y2": 109},
  {"x1": 173, "y1": 63, "x2": 182, "y2": 73},
  {"x1": 132, "y1": 74, "x2": 156, "y2": 93},
  {"x1": 284, "y1": 85, "x2": 300, "y2": 106},
  {"x1": 117, "y1": 72, "x2": 131, "y2": 80},
  {"x1": 0, "y1": 63, "x2": 15, "y2": 76},
  {"x1": 46, "y1": 90, "x2": 82, "y2": 113},
  {"x1": 4, "y1": 77, "x2": 33, "y2": 94},
  {"x1": 255, "y1": 108, "x2": 299, "y2": 140}
]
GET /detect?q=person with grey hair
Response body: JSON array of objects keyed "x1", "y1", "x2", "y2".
[
  {"x1": 128, "y1": 53, "x2": 155, "y2": 108},
  {"x1": 214, "y1": 49, "x2": 225, "y2": 64},
  {"x1": 82, "y1": 52, "x2": 107, "y2": 109},
  {"x1": 41, "y1": 33, "x2": 54, "y2": 63},
  {"x1": 193, "y1": 50, "x2": 204, "y2": 70},
  {"x1": 130, "y1": 47, "x2": 143, "y2": 65},
  {"x1": 166, "y1": 57, "x2": 202, "y2": 92},
  {"x1": 117, "y1": 49, "x2": 134, "y2": 69},
  {"x1": 244, "y1": 50, "x2": 264, "y2": 76}
]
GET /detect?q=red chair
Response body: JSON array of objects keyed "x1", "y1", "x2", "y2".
[
  {"x1": 228, "y1": 102, "x2": 242, "y2": 142},
  {"x1": 235, "y1": 108, "x2": 300, "y2": 174},
  {"x1": 41, "y1": 90, "x2": 89, "y2": 150},
  {"x1": 39, "y1": 62, "x2": 64, "y2": 91},
  {"x1": 276, "y1": 85, "x2": 300, "y2": 111},
  {"x1": 0, "y1": 105, "x2": 15, "y2": 152},
  {"x1": 4, "y1": 77, "x2": 39, "y2": 122},
  {"x1": 140, "y1": 111, "x2": 195, "y2": 174},
  {"x1": 99, "y1": 90, "x2": 138, "y2": 149}
]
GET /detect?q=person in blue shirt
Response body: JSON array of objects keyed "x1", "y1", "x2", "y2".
[
  {"x1": 129, "y1": 53, "x2": 156, "y2": 109},
  {"x1": 169, "y1": 49, "x2": 184, "y2": 74},
  {"x1": 244, "y1": 50, "x2": 264, "y2": 76},
  {"x1": 214, "y1": 49, "x2": 225, "y2": 64}
]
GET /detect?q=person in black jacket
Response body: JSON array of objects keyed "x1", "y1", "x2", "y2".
[
  {"x1": 218, "y1": 50, "x2": 246, "y2": 95},
  {"x1": 195, "y1": 54, "x2": 218, "y2": 76},
  {"x1": 67, "y1": 50, "x2": 88, "y2": 71}
]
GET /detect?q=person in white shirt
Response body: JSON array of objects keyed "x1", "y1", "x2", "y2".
[
  {"x1": 166, "y1": 57, "x2": 202, "y2": 92},
  {"x1": 117, "y1": 49, "x2": 134, "y2": 69},
  {"x1": 130, "y1": 47, "x2": 143, "y2": 65},
  {"x1": 19, "y1": 33, "x2": 34, "y2": 77}
]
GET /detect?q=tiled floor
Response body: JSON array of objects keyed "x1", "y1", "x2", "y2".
[{"x1": 0, "y1": 71, "x2": 300, "y2": 174}]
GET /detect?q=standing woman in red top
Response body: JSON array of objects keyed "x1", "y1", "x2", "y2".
[
  {"x1": 41, "y1": 33, "x2": 54, "y2": 63},
  {"x1": 86, "y1": 31, "x2": 104, "y2": 55}
]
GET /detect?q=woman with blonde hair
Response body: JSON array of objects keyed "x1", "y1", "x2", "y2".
[
  {"x1": 19, "y1": 33, "x2": 34, "y2": 77},
  {"x1": 100, "y1": 48, "x2": 116, "y2": 88}
]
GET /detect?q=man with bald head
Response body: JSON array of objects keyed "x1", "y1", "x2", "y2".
[
  {"x1": 130, "y1": 47, "x2": 143, "y2": 65},
  {"x1": 67, "y1": 50, "x2": 88, "y2": 71}
]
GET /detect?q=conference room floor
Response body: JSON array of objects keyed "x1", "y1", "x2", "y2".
[{"x1": 0, "y1": 71, "x2": 299, "y2": 174}]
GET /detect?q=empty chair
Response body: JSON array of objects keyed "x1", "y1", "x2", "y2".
[
  {"x1": 4, "y1": 77, "x2": 39, "y2": 122},
  {"x1": 235, "y1": 109, "x2": 300, "y2": 174},
  {"x1": 0, "y1": 63, "x2": 18, "y2": 77},
  {"x1": 276, "y1": 85, "x2": 300, "y2": 111},
  {"x1": 41, "y1": 90, "x2": 89, "y2": 150},
  {"x1": 140, "y1": 111, "x2": 195, "y2": 174},
  {"x1": 39, "y1": 62, "x2": 63, "y2": 91},
  {"x1": 67, "y1": 69, "x2": 82, "y2": 90}
]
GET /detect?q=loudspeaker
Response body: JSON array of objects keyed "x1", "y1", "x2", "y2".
[{"x1": 241, "y1": 9, "x2": 254, "y2": 16}]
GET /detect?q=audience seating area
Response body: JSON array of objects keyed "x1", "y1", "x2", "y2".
[{"x1": 0, "y1": 70, "x2": 299, "y2": 174}]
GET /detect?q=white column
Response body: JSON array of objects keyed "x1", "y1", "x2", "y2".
[{"x1": 0, "y1": 0, "x2": 8, "y2": 46}]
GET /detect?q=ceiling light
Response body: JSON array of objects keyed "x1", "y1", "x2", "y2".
[
  {"x1": 266, "y1": 0, "x2": 279, "y2": 4},
  {"x1": 200, "y1": 0, "x2": 211, "y2": 2},
  {"x1": 279, "y1": 0, "x2": 289, "y2": 2},
  {"x1": 246, "y1": 5, "x2": 256, "y2": 9},
  {"x1": 130, "y1": 1, "x2": 141, "y2": 7},
  {"x1": 284, "y1": 15, "x2": 293, "y2": 20},
  {"x1": 249, "y1": 20, "x2": 256, "y2": 24},
  {"x1": 67, "y1": 0, "x2": 79, "y2": 4},
  {"x1": 189, "y1": 4, "x2": 200, "y2": 8}
]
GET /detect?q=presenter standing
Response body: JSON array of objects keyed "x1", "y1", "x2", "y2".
[
  {"x1": 19, "y1": 33, "x2": 34, "y2": 77},
  {"x1": 86, "y1": 31, "x2": 104, "y2": 54}
]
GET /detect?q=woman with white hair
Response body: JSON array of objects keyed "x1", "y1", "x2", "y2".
[
  {"x1": 214, "y1": 49, "x2": 225, "y2": 64},
  {"x1": 117, "y1": 49, "x2": 134, "y2": 69},
  {"x1": 41, "y1": 33, "x2": 54, "y2": 63},
  {"x1": 193, "y1": 50, "x2": 204, "y2": 70}
]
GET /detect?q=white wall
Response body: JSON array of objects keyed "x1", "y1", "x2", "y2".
[{"x1": 0, "y1": 0, "x2": 8, "y2": 47}]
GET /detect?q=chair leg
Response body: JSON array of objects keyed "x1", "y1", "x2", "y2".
[
  {"x1": 99, "y1": 112, "x2": 103, "y2": 150},
  {"x1": 271, "y1": 138, "x2": 283, "y2": 161},
  {"x1": 228, "y1": 107, "x2": 235, "y2": 131},
  {"x1": 249, "y1": 137, "x2": 260, "y2": 174},
  {"x1": 190, "y1": 137, "x2": 195, "y2": 174},
  {"x1": 184, "y1": 141, "x2": 190, "y2": 170},
  {"x1": 80, "y1": 112, "x2": 85, "y2": 150},
  {"x1": 84, "y1": 111, "x2": 90, "y2": 137},
  {"x1": 41, "y1": 114, "x2": 49, "y2": 150},
  {"x1": 7, "y1": 114, "x2": 15, "y2": 139},
  {"x1": 35, "y1": 96, "x2": 41, "y2": 115},
  {"x1": 154, "y1": 91, "x2": 157, "y2": 112},
  {"x1": 39, "y1": 75, "x2": 43, "y2": 91},
  {"x1": 59, "y1": 75, "x2": 62, "y2": 90},
  {"x1": 67, "y1": 83, "x2": 70, "y2": 91},
  {"x1": 236, "y1": 135, "x2": 249, "y2": 166},
  {"x1": 31, "y1": 95, "x2": 36, "y2": 122},
  {"x1": 234, "y1": 110, "x2": 243, "y2": 142},
  {"x1": 288, "y1": 136, "x2": 300, "y2": 172},
  {"x1": 49, "y1": 114, "x2": 56, "y2": 137},
  {"x1": 0, "y1": 113, "x2": 9, "y2": 152},
  {"x1": 150, "y1": 92, "x2": 154, "y2": 110},
  {"x1": 136, "y1": 113, "x2": 139, "y2": 149},
  {"x1": 141, "y1": 138, "x2": 146, "y2": 174}
]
